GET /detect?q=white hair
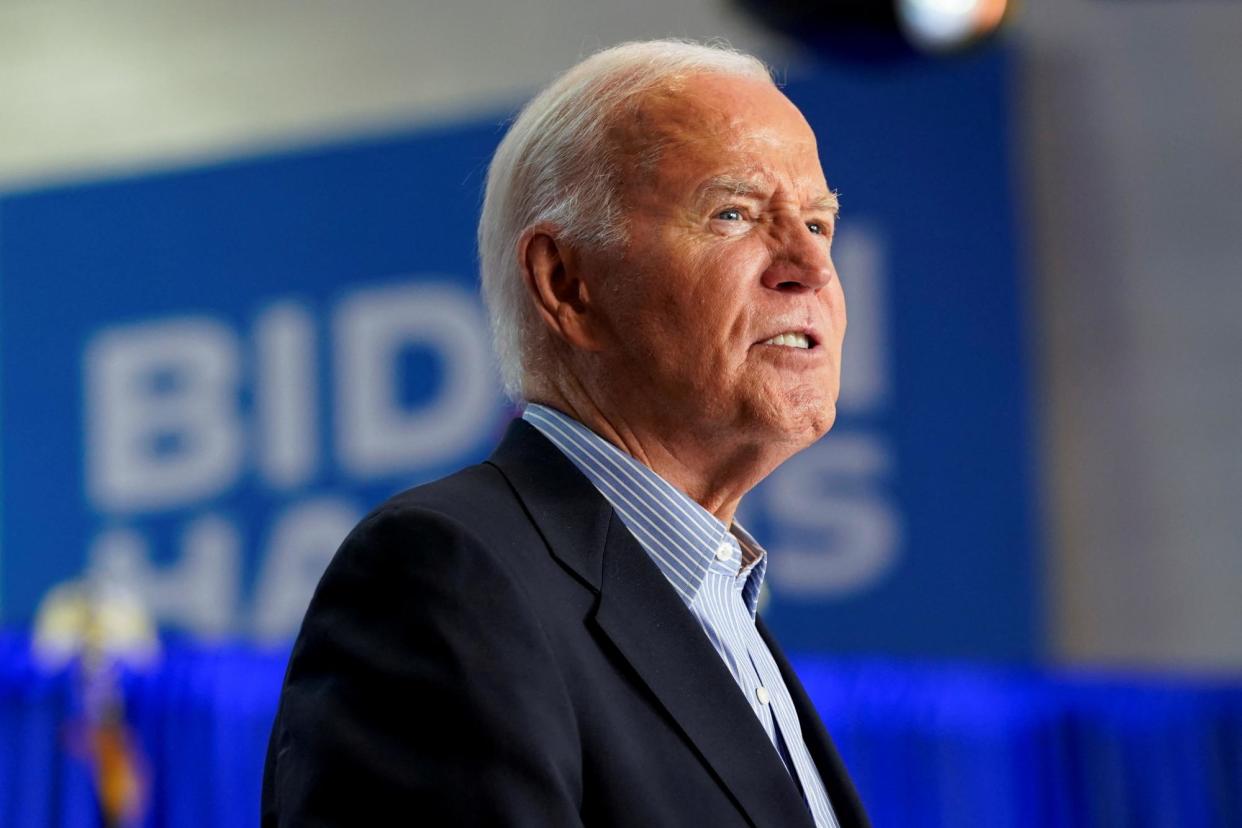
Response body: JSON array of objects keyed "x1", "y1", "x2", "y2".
[{"x1": 477, "y1": 39, "x2": 772, "y2": 400}]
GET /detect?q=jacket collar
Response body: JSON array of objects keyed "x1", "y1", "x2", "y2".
[
  {"x1": 488, "y1": 418, "x2": 818, "y2": 828},
  {"x1": 520, "y1": 403, "x2": 769, "y2": 615},
  {"x1": 486, "y1": 416, "x2": 610, "y2": 591}
]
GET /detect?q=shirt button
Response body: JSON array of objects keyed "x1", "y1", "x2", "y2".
[
  {"x1": 755, "y1": 686, "x2": 770, "y2": 705},
  {"x1": 715, "y1": 542, "x2": 733, "y2": 562}
]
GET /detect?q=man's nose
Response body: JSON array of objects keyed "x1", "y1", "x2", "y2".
[{"x1": 760, "y1": 221, "x2": 835, "y2": 292}]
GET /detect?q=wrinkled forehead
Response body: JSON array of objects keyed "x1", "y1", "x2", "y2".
[{"x1": 609, "y1": 73, "x2": 822, "y2": 189}]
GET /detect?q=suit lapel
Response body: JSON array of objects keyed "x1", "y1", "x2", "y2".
[
  {"x1": 486, "y1": 418, "x2": 610, "y2": 590},
  {"x1": 757, "y1": 618, "x2": 871, "y2": 828},
  {"x1": 489, "y1": 420, "x2": 815, "y2": 827},
  {"x1": 594, "y1": 516, "x2": 816, "y2": 828}
]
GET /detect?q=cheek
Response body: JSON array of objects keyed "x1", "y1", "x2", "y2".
[
  {"x1": 618, "y1": 238, "x2": 769, "y2": 364},
  {"x1": 655, "y1": 254, "x2": 744, "y2": 330},
  {"x1": 691, "y1": 244, "x2": 769, "y2": 321}
]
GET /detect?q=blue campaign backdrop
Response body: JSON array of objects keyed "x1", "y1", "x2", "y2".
[{"x1": 0, "y1": 46, "x2": 1038, "y2": 660}]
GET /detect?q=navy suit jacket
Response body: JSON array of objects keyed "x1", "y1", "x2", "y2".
[{"x1": 262, "y1": 418, "x2": 870, "y2": 827}]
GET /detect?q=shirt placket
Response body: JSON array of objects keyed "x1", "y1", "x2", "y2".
[{"x1": 746, "y1": 632, "x2": 840, "y2": 828}]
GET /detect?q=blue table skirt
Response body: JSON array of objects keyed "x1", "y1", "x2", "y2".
[{"x1": 2, "y1": 632, "x2": 1239, "y2": 827}]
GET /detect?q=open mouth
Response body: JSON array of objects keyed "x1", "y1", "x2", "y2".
[{"x1": 759, "y1": 331, "x2": 816, "y2": 350}]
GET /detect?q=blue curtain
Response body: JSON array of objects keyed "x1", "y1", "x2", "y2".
[{"x1": 2, "y1": 631, "x2": 1239, "y2": 827}]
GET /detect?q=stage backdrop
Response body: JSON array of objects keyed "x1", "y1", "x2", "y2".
[{"x1": 0, "y1": 47, "x2": 1038, "y2": 659}]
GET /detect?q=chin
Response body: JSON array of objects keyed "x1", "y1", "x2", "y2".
[
  {"x1": 743, "y1": 387, "x2": 837, "y2": 449},
  {"x1": 787, "y1": 403, "x2": 837, "y2": 447}
]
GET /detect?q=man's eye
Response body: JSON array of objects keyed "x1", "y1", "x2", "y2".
[
  {"x1": 807, "y1": 221, "x2": 824, "y2": 235},
  {"x1": 715, "y1": 208, "x2": 743, "y2": 221}
]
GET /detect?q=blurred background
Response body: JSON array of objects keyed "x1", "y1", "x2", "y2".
[{"x1": 1, "y1": 0, "x2": 1240, "y2": 825}]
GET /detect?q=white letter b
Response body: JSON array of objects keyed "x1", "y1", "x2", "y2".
[{"x1": 85, "y1": 318, "x2": 242, "y2": 512}]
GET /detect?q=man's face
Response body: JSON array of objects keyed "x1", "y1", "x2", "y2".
[{"x1": 581, "y1": 73, "x2": 846, "y2": 453}]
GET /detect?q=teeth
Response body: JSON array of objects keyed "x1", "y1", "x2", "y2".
[{"x1": 762, "y1": 332, "x2": 811, "y2": 349}]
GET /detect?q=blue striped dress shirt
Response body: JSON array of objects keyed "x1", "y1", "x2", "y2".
[{"x1": 523, "y1": 404, "x2": 840, "y2": 828}]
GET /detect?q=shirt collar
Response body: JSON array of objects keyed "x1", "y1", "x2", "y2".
[{"x1": 522, "y1": 404, "x2": 768, "y2": 617}]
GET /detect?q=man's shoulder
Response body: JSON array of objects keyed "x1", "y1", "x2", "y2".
[
  {"x1": 309, "y1": 421, "x2": 599, "y2": 614},
  {"x1": 371, "y1": 460, "x2": 516, "y2": 525},
  {"x1": 341, "y1": 461, "x2": 530, "y2": 566},
  {"x1": 298, "y1": 460, "x2": 553, "y2": 633}
]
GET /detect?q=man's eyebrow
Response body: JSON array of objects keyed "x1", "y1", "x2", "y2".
[
  {"x1": 809, "y1": 190, "x2": 841, "y2": 218},
  {"x1": 694, "y1": 175, "x2": 769, "y2": 203},
  {"x1": 695, "y1": 176, "x2": 841, "y2": 218}
]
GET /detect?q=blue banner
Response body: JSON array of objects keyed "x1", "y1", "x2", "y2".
[{"x1": 1, "y1": 47, "x2": 1038, "y2": 659}]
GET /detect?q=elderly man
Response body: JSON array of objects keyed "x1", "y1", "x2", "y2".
[{"x1": 263, "y1": 39, "x2": 869, "y2": 827}]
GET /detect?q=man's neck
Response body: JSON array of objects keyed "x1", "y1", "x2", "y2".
[{"x1": 526, "y1": 390, "x2": 790, "y2": 527}]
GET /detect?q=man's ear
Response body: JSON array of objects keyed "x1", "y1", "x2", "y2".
[{"x1": 517, "y1": 225, "x2": 606, "y2": 351}]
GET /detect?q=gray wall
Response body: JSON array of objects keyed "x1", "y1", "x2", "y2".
[
  {"x1": 1020, "y1": 1, "x2": 1242, "y2": 668},
  {"x1": 2, "y1": 0, "x2": 1239, "y2": 667},
  {"x1": 0, "y1": 0, "x2": 797, "y2": 188}
]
